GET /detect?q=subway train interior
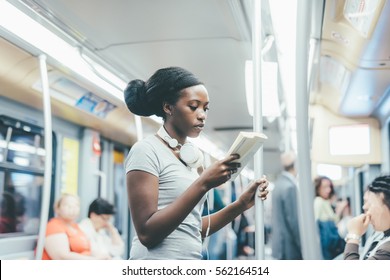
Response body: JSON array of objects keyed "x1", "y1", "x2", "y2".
[{"x1": 0, "y1": 0, "x2": 389, "y2": 260}]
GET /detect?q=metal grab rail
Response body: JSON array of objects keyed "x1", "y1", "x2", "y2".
[
  {"x1": 295, "y1": 0, "x2": 322, "y2": 260},
  {"x1": 251, "y1": 0, "x2": 265, "y2": 260},
  {"x1": 34, "y1": 54, "x2": 53, "y2": 260}
]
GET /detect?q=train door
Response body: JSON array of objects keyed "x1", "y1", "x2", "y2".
[
  {"x1": 100, "y1": 138, "x2": 131, "y2": 259},
  {"x1": 0, "y1": 114, "x2": 52, "y2": 259}
]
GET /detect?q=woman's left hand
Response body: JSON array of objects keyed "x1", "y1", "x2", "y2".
[
  {"x1": 347, "y1": 213, "x2": 370, "y2": 237},
  {"x1": 237, "y1": 176, "x2": 269, "y2": 211}
]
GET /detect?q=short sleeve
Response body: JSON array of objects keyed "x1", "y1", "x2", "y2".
[{"x1": 124, "y1": 139, "x2": 160, "y2": 177}]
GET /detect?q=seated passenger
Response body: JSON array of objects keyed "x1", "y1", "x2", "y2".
[
  {"x1": 344, "y1": 175, "x2": 390, "y2": 260},
  {"x1": 42, "y1": 193, "x2": 107, "y2": 260},
  {"x1": 79, "y1": 198, "x2": 124, "y2": 259}
]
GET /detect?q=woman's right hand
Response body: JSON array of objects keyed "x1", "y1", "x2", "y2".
[
  {"x1": 198, "y1": 154, "x2": 241, "y2": 190},
  {"x1": 347, "y1": 213, "x2": 370, "y2": 237}
]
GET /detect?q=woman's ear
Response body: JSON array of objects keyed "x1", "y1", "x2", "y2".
[{"x1": 163, "y1": 102, "x2": 173, "y2": 116}]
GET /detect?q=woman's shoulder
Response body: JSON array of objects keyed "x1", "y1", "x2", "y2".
[
  {"x1": 131, "y1": 135, "x2": 160, "y2": 151},
  {"x1": 125, "y1": 135, "x2": 163, "y2": 174},
  {"x1": 314, "y1": 196, "x2": 329, "y2": 209},
  {"x1": 370, "y1": 238, "x2": 390, "y2": 260},
  {"x1": 47, "y1": 217, "x2": 64, "y2": 226},
  {"x1": 46, "y1": 217, "x2": 68, "y2": 235},
  {"x1": 314, "y1": 196, "x2": 327, "y2": 203},
  {"x1": 379, "y1": 237, "x2": 390, "y2": 251},
  {"x1": 78, "y1": 218, "x2": 94, "y2": 234}
]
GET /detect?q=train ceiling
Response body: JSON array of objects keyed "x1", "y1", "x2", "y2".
[{"x1": 0, "y1": 0, "x2": 389, "y2": 174}]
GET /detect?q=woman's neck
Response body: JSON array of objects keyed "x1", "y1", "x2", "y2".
[
  {"x1": 57, "y1": 216, "x2": 73, "y2": 225},
  {"x1": 163, "y1": 124, "x2": 186, "y2": 145}
]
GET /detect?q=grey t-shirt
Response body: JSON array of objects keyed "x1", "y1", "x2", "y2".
[{"x1": 125, "y1": 135, "x2": 205, "y2": 259}]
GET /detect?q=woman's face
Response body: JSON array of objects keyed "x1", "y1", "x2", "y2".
[
  {"x1": 171, "y1": 84, "x2": 209, "y2": 138},
  {"x1": 318, "y1": 179, "x2": 332, "y2": 199},
  {"x1": 90, "y1": 213, "x2": 112, "y2": 230},
  {"x1": 363, "y1": 191, "x2": 390, "y2": 231},
  {"x1": 56, "y1": 195, "x2": 80, "y2": 222}
]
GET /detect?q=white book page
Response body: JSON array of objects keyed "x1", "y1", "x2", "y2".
[{"x1": 226, "y1": 132, "x2": 267, "y2": 180}]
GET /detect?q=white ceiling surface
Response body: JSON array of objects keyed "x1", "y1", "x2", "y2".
[
  {"x1": 32, "y1": 2, "x2": 250, "y2": 132},
  {"x1": 19, "y1": 0, "x2": 282, "y2": 174},
  {"x1": 7, "y1": 0, "x2": 389, "y2": 175}
]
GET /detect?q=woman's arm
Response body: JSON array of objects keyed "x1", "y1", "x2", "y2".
[
  {"x1": 106, "y1": 223, "x2": 124, "y2": 246},
  {"x1": 366, "y1": 242, "x2": 390, "y2": 260},
  {"x1": 201, "y1": 178, "x2": 268, "y2": 237},
  {"x1": 105, "y1": 223, "x2": 125, "y2": 256},
  {"x1": 44, "y1": 233, "x2": 103, "y2": 260},
  {"x1": 127, "y1": 154, "x2": 241, "y2": 248},
  {"x1": 127, "y1": 170, "x2": 208, "y2": 248}
]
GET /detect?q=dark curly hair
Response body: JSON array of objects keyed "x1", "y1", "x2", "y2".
[
  {"x1": 367, "y1": 175, "x2": 390, "y2": 210},
  {"x1": 124, "y1": 67, "x2": 203, "y2": 119}
]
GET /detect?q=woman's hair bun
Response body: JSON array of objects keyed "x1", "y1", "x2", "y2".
[
  {"x1": 124, "y1": 67, "x2": 203, "y2": 118},
  {"x1": 124, "y1": 79, "x2": 154, "y2": 116}
]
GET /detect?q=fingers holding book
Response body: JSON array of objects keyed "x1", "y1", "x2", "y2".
[{"x1": 226, "y1": 164, "x2": 240, "y2": 178}]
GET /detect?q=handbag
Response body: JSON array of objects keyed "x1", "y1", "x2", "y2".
[{"x1": 317, "y1": 220, "x2": 346, "y2": 260}]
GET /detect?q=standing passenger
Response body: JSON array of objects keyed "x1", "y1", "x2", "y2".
[
  {"x1": 271, "y1": 151, "x2": 302, "y2": 259},
  {"x1": 124, "y1": 66, "x2": 269, "y2": 260}
]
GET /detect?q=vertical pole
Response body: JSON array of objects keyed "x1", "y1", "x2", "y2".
[
  {"x1": 252, "y1": 0, "x2": 265, "y2": 260},
  {"x1": 35, "y1": 54, "x2": 53, "y2": 260},
  {"x1": 295, "y1": 0, "x2": 322, "y2": 259}
]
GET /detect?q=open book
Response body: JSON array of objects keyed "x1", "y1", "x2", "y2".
[{"x1": 226, "y1": 131, "x2": 268, "y2": 180}]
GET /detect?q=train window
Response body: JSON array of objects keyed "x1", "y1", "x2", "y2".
[
  {"x1": 329, "y1": 124, "x2": 370, "y2": 155},
  {"x1": 311, "y1": 106, "x2": 381, "y2": 166},
  {"x1": 0, "y1": 125, "x2": 7, "y2": 162},
  {"x1": 0, "y1": 116, "x2": 46, "y2": 237},
  {"x1": 7, "y1": 127, "x2": 45, "y2": 169},
  {"x1": 316, "y1": 163, "x2": 343, "y2": 181},
  {"x1": 0, "y1": 170, "x2": 42, "y2": 236},
  {"x1": 0, "y1": 116, "x2": 45, "y2": 169}
]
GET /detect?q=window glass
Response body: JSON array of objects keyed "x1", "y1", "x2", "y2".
[
  {"x1": 0, "y1": 170, "x2": 42, "y2": 236},
  {"x1": 0, "y1": 116, "x2": 45, "y2": 237},
  {"x1": 7, "y1": 127, "x2": 45, "y2": 169},
  {"x1": 0, "y1": 125, "x2": 7, "y2": 163}
]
